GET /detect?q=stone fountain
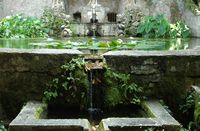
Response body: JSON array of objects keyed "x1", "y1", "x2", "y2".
[{"x1": 82, "y1": 0, "x2": 106, "y2": 37}]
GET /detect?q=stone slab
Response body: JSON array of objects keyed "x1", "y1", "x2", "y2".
[
  {"x1": 103, "y1": 50, "x2": 200, "y2": 57},
  {"x1": 100, "y1": 100, "x2": 181, "y2": 131}
]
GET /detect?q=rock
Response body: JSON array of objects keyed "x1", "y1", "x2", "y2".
[
  {"x1": 61, "y1": 25, "x2": 72, "y2": 37},
  {"x1": 121, "y1": 8, "x2": 144, "y2": 36}
]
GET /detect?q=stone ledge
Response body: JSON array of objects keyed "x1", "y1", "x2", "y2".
[
  {"x1": 9, "y1": 101, "x2": 91, "y2": 131},
  {"x1": 0, "y1": 48, "x2": 83, "y2": 55},
  {"x1": 99, "y1": 100, "x2": 181, "y2": 131},
  {"x1": 103, "y1": 50, "x2": 200, "y2": 57}
]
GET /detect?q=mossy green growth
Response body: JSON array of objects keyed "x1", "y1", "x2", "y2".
[
  {"x1": 43, "y1": 58, "x2": 145, "y2": 109},
  {"x1": 103, "y1": 67, "x2": 145, "y2": 107},
  {"x1": 104, "y1": 87, "x2": 123, "y2": 107},
  {"x1": 34, "y1": 105, "x2": 47, "y2": 119}
]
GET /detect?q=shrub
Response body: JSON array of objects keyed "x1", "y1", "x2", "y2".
[
  {"x1": 103, "y1": 67, "x2": 145, "y2": 107},
  {"x1": 137, "y1": 15, "x2": 191, "y2": 38},
  {"x1": 43, "y1": 58, "x2": 89, "y2": 109},
  {"x1": 43, "y1": 58, "x2": 145, "y2": 109},
  {"x1": 0, "y1": 14, "x2": 48, "y2": 38},
  {"x1": 41, "y1": 8, "x2": 71, "y2": 37},
  {"x1": 137, "y1": 15, "x2": 171, "y2": 38},
  {"x1": 170, "y1": 21, "x2": 191, "y2": 38}
]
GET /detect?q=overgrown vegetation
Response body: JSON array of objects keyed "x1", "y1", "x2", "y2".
[
  {"x1": 170, "y1": 21, "x2": 191, "y2": 38},
  {"x1": 103, "y1": 67, "x2": 145, "y2": 107},
  {"x1": 178, "y1": 89, "x2": 200, "y2": 130},
  {"x1": 0, "y1": 14, "x2": 48, "y2": 38},
  {"x1": 137, "y1": 15, "x2": 191, "y2": 38},
  {"x1": 43, "y1": 58, "x2": 89, "y2": 109},
  {"x1": 43, "y1": 58, "x2": 145, "y2": 109}
]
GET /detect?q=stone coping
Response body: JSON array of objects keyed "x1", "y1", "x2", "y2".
[
  {"x1": 192, "y1": 85, "x2": 200, "y2": 94},
  {"x1": 99, "y1": 100, "x2": 181, "y2": 131},
  {"x1": 9, "y1": 101, "x2": 91, "y2": 131},
  {"x1": 0, "y1": 48, "x2": 83, "y2": 55},
  {"x1": 103, "y1": 49, "x2": 200, "y2": 57}
]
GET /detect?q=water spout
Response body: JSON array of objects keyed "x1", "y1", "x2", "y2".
[{"x1": 85, "y1": 58, "x2": 104, "y2": 124}]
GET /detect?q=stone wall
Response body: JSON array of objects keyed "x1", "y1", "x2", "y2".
[
  {"x1": 0, "y1": 49, "x2": 82, "y2": 119},
  {"x1": 183, "y1": 10, "x2": 200, "y2": 37},
  {"x1": 1, "y1": 0, "x2": 53, "y2": 19},
  {"x1": 0, "y1": 0, "x2": 3, "y2": 20},
  {"x1": 103, "y1": 50, "x2": 200, "y2": 113},
  {"x1": 0, "y1": 48, "x2": 200, "y2": 121}
]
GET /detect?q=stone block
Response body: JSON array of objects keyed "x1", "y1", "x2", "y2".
[{"x1": 130, "y1": 65, "x2": 159, "y2": 75}]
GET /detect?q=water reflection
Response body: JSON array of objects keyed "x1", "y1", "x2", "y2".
[{"x1": 0, "y1": 38, "x2": 199, "y2": 51}]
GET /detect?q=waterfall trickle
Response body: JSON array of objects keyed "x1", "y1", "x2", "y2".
[{"x1": 85, "y1": 57, "x2": 104, "y2": 124}]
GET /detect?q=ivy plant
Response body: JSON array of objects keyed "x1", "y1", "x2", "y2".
[{"x1": 43, "y1": 58, "x2": 89, "y2": 109}]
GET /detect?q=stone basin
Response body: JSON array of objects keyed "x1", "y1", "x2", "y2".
[{"x1": 9, "y1": 100, "x2": 180, "y2": 131}]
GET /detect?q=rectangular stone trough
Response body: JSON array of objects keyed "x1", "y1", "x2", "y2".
[
  {"x1": 9, "y1": 100, "x2": 181, "y2": 131},
  {"x1": 99, "y1": 100, "x2": 181, "y2": 131},
  {"x1": 9, "y1": 102, "x2": 91, "y2": 131}
]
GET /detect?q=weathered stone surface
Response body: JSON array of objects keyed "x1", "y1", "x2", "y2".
[
  {"x1": 100, "y1": 100, "x2": 180, "y2": 131},
  {"x1": 183, "y1": 10, "x2": 200, "y2": 37},
  {"x1": 2, "y1": 0, "x2": 52, "y2": 19},
  {"x1": 103, "y1": 50, "x2": 200, "y2": 113},
  {"x1": 0, "y1": 49, "x2": 82, "y2": 120},
  {"x1": 131, "y1": 65, "x2": 159, "y2": 75},
  {"x1": 9, "y1": 101, "x2": 91, "y2": 131},
  {"x1": 0, "y1": 0, "x2": 3, "y2": 19}
]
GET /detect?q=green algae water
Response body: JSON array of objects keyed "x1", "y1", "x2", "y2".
[{"x1": 0, "y1": 37, "x2": 199, "y2": 51}]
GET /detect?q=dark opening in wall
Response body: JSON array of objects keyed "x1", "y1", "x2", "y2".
[
  {"x1": 107, "y1": 12, "x2": 117, "y2": 22},
  {"x1": 73, "y1": 12, "x2": 81, "y2": 22}
]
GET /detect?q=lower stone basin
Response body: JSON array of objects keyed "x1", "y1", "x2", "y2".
[
  {"x1": 100, "y1": 100, "x2": 181, "y2": 131},
  {"x1": 9, "y1": 100, "x2": 180, "y2": 131}
]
